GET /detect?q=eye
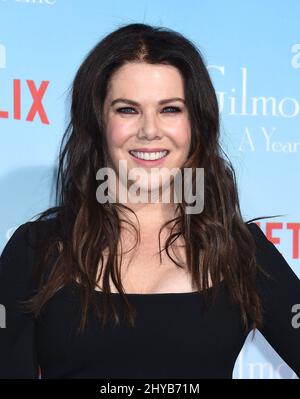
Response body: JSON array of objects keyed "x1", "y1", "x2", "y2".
[
  {"x1": 162, "y1": 106, "x2": 181, "y2": 113},
  {"x1": 116, "y1": 107, "x2": 136, "y2": 114},
  {"x1": 116, "y1": 106, "x2": 182, "y2": 114}
]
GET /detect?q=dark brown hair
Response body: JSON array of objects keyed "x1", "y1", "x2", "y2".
[{"x1": 22, "y1": 23, "x2": 283, "y2": 336}]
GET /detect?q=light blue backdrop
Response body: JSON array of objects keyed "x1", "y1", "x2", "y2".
[{"x1": 0, "y1": 0, "x2": 299, "y2": 379}]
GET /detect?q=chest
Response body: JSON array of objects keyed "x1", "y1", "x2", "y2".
[
  {"x1": 96, "y1": 233, "x2": 195, "y2": 294},
  {"x1": 37, "y1": 284, "x2": 246, "y2": 379}
]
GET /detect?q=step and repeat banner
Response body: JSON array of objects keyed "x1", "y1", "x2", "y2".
[{"x1": 0, "y1": 0, "x2": 299, "y2": 379}]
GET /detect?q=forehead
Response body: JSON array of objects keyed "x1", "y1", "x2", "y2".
[{"x1": 106, "y1": 62, "x2": 185, "y2": 98}]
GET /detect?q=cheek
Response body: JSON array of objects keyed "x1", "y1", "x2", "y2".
[
  {"x1": 105, "y1": 117, "x2": 132, "y2": 148},
  {"x1": 172, "y1": 119, "x2": 191, "y2": 149}
]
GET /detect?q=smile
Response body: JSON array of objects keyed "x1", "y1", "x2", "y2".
[{"x1": 128, "y1": 150, "x2": 169, "y2": 161}]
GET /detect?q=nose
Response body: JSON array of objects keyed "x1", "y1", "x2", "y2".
[{"x1": 137, "y1": 111, "x2": 162, "y2": 140}]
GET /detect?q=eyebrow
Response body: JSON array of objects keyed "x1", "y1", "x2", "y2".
[{"x1": 110, "y1": 97, "x2": 186, "y2": 106}]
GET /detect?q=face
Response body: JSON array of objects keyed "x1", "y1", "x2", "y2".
[{"x1": 102, "y1": 62, "x2": 191, "y2": 201}]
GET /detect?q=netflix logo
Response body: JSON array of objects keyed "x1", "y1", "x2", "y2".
[
  {"x1": 0, "y1": 79, "x2": 50, "y2": 124},
  {"x1": 0, "y1": 43, "x2": 50, "y2": 124},
  {"x1": 255, "y1": 222, "x2": 300, "y2": 260}
]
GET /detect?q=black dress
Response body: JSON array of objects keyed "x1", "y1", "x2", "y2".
[{"x1": 0, "y1": 219, "x2": 299, "y2": 379}]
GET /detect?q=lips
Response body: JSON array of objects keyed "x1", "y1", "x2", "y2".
[
  {"x1": 128, "y1": 149, "x2": 169, "y2": 165},
  {"x1": 129, "y1": 148, "x2": 169, "y2": 153}
]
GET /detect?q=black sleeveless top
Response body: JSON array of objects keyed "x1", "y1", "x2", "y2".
[{"x1": 0, "y1": 220, "x2": 299, "y2": 378}]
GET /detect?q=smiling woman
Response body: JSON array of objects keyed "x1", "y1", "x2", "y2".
[
  {"x1": 0, "y1": 23, "x2": 299, "y2": 379},
  {"x1": 102, "y1": 62, "x2": 191, "y2": 197}
]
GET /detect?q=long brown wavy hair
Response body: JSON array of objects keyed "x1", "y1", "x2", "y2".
[{"x1": 21, "y1": 23, "x2": 283, "y2": 336}]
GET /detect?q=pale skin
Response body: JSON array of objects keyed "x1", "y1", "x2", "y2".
[{"x1": 97, "y1": 62, "x2": 202, "y2": 293}]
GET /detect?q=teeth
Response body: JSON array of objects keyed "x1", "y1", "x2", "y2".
[{"x1": 130, "y1": 150, "x2": 168, "y2": 160}]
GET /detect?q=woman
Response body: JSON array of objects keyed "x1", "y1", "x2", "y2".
[{"x1": 0, "y1": 23, "x2": 299, "y2": 379}]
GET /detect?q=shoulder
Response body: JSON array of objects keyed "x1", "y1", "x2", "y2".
[
  {"x1": 244, "y1": 221, "x2": 300, "y2": 290},
  {"x1": 0, "y1": 217, "x2": 60, "y2": 285},
  {"x1": 27, "y1": 217, "x2": 61, "y2": 248},
  {"x1": 2, "y1": 217, "x2": 59, "y2": 254},
  {"x1": 244, "y1": 221, "x2": 277, "y2": 262},
  {"x1": 245, "y1": 221, "x2": 270, "y2": 246},
  {"x1": 0, "y1": 222, "x2": 32, "y2": 271},
  {"x1": 0, "y1": 222, "x2": 37, "y2": 301}
]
